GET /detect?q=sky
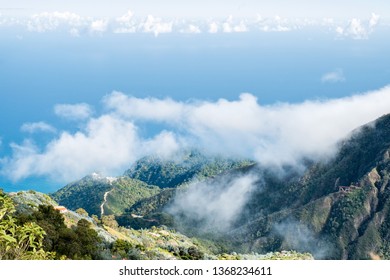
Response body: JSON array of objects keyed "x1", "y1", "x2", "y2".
[{"x1": 1, "y1": 2, "x2": 390, "y2": 193}]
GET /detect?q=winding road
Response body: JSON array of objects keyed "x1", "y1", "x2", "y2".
[{"x1": 100, "y1": 189, "x2": 113, "y2": 217}]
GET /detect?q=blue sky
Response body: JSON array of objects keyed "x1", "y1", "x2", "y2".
[{"x1": 1, "y1": 2, "x2": 390, "y2": 192}]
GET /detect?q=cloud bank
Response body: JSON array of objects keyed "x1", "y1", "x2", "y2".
[
  {"x1": 2, "y1": 86, "x2": 390, "y2": 183},
  {"x1": 1, "y1": 10, "x2": 383, "y2": 39}
]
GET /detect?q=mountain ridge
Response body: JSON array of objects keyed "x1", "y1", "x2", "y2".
[{"x1": 34, "y1": 113, "x2": 390, "y2": 259}]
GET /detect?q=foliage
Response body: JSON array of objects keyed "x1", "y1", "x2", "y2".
[
  {"x1": 104, "y1": 178, "x2": 160, "y2": 216},
  {"x1": 51, "y1": 175, "x2": 113, "y2": 216},
  {"x1": 124, "y1": 150, "x2": 254, "y2": 188},
  {"x1": 0, "y1": 190, "x2": 53, "y2": 260},
  {"x1": 75, "y1": 208, "x2": 89, "y2": 217}
]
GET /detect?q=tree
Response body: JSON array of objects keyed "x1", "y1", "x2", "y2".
[
  {"x1": 101, "y1": 215, "x2": 119, "y2": 229},
  {"x1": 74, "y1": 219, "x2": 101, "y2": 259},
  {"x1": 76, "y1": 208, "x2": 89, "y2": 217},
  {"x1": 0, "y1": 190, "x2": 53, "y2": 260}
]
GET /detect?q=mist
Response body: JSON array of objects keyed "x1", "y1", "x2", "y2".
[
  {"x1": 167, "y1": 173, "x2": 260, "y2": 234},
  {"x1": 273, "y1": 219, "x2": 332, "y2": 259}
]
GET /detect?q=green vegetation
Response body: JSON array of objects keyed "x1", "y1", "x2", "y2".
[
  {"x1": 124, "y1": 150, "x2": 254, "y2": 188},
  {"x1": 0, "y1": 190, "x2": 53, "y2": 260},
  {"x1": 104, "y1": 178, "x2": 160, "y2": 215},
  {"x1": 6, "y1": 114, "x2": 390, "y2": 260},
  {"x1": 51, "y1": 175, "x2": 113, "y2": 216}
]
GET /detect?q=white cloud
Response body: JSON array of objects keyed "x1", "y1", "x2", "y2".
[
  {"x1": 27, "y1": 11, "x2": 84, "y2": 33},
  {"x1": 369, "y1": 13, "x2": 380, "y2": 29},
  {"x1": 168, "y1": 174, "x2": 258, "y2": 232},
  {"x1": 114, "y1": 10, "x2": 137, "y2": 33},
  {"x1": 2, "y1": 115, "x2": 140, "y2": 182},
  {"x1": 54, "y1": 103, "x2": 93, "y2": 120},
  {"x1": 103, "y1": 91, "x2": 185, "y2": 123},
  {"x1": 222, "y1": 16, "x2": 248, "y2": 33},
  {"x1": 180, "y1": 24, "x2": 201, "y2": 34},
  {"x1": 208, "y1": 22, "x2": 219, "y2": 33},
  {"x1": 105, "y1": 86, "x2": 390, "y2": 168},
  {"x1": 141, "y1": 15, "x2": 173, "y2": 37},
  {"x1": 336, "y1": 13, "x2": 380, "y2": 39},
  {"x1": 254, "y1": 15, "x2": 292, "y2": 32},
  {"x1": 321, "y1": 69, "x2": 345, "y2": 83},
  {"x1": 3, "y1": 86, "x2": 390, "y2": 183},
  {"x1": 90, "y1": 19, "x2": 108, "y2": 33},
  {"x1": 21, "y1": 122, "x2": 56, "y2": 134}
]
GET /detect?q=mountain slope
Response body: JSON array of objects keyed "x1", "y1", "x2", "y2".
[
  {"x1": 124, "y1": 150, "x2": 254, "y2": 188},
  {"x1": 229, "y1": 114, "x2": 390, "y2": 259},
  {"x1": 51, "y1": 174, "x2": 160, "y2": 217}
]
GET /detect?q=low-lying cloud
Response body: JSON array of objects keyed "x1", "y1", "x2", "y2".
[
  {"x1": 167, "y1": 174, "x2": 259, "y2": 233},
  {"x1": 2, "y1": 85, "x2": 390, "y2": 183}
]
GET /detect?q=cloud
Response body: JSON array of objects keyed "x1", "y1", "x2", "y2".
[
  {"x1": 254, "y1": 15, "x2": 292, "y2": 32},
  {"x1": 2, "y1": 115, "x2": 141, "y2": 182},
  {"x1": 103, "y1": 91, "x2": 185, "y2": 123},
  {"x1": 90, "y1": 19, "x2": 108, "y2": 34},
  {"x1": 336, "y1": 13, "x2": 380, "y2": 39},
  {"x1": 321, "y1": 69, "x2": 345, "y2": 83},
  {"x1": 208, "y1": 22, "x2": 219, "y2": 33},
  {"x1": 168, "y1": 173, "x2": 258, "y2": 233},
  {"x1": 369, "y1": 13, "x2": 380, "y2": 29},
  {"x1": 20, "y1": 122, "x2": 56, "y2": 134},
  {"x1": 180, "y1": 24, "x2": 201, "y2": 34},
  {"x1": 105, "y1": 86, "x2": 390, "y2": 168},
  {"x1": 54, "y1": 103, "x2": 93, "y2": 120},
  {"x1": 141, "y1": 15, "x2": 173, "y2": 37},
  {"x1": 222, "y1": 16, "x2": 248, "y2": 33},
  {"x1": 27, "y1": 11, "x2": 84, "y2": 33},
  {"x1": 114, "y1": 10, "x2": 136, "y2": 34},
  {"x1": 3, "y1": 86, "x2": 390, "y2": 183},
  {"x1": 274, "y1": 219, "x2": 331, "y2": 259}
]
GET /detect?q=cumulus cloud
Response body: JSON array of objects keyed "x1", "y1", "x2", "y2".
[
  {"x1": 321, "y1": 69, "x2": 345, "y2": 83},
  {"x1": 208, "y1": 22, "x2": 219, "y2": 33},
  {"x1": 369, "y1": 13, "x2": 380, "y2": 29},
  {"x1": 20, "y1": 122, "x2": 56, "y2": 134},
  {"x1": 103, "y1": 92, "x2": 185, "y2": 123},
  {"x1": 254, "y1": 15, "x2": 292, "y2": 32},
  {"x1": 180, "y1": 24, "x2": 201, "y2": 34},
  {"x1": 141, "y1": 15, "x2": 173, "y2": 37},
  {"x1": 2, "y1": 86, "x2": 390, "y2": 183},
  {"x1": 222, "y1": 16, "x2": 248, "y2": 33},
  {"x1": 114, "y1": 10, "x2": 137, "y2": 33},
  {"x1": 336, "y1": 13, "x2": 380, "y2": 39},
  {"x1": 27, "y1": 11, "x2": 84, "y2": 33},
  {"x1": 2, "y1": 115, "x2": 140, "y2": 182},
  {"x1": 54, "y1": 103, "x2": 93, "y2": 120},
  {"x1": 90, "y1": 19, "x2": 108, "y2": 34}
]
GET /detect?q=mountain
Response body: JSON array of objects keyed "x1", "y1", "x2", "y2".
[
  {"x1": 52, "y1": 152, "x2": 254, "y2": 218},
  {"x1": 113, "y1": 114, "x2": 390, "y2": 260},
  {"x1": 2, "y1": 189, "x2": 311, "y2": 260},
  {"x1": 226, "y1": 113, "x2": 390, "y2": 259},
  {"x1": 51, "y1": 174, "x2": 160, "y2": 217},
  {"x1": 124, "y1": 150, "x2": 255, "y2": 188},
  {"x1": 47, "y1": 114, "x2": 390, "y2": 259}
]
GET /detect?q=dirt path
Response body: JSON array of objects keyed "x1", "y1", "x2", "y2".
[{"x1": 100, "y1": 189, "x2": 112, "y2": 217}]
